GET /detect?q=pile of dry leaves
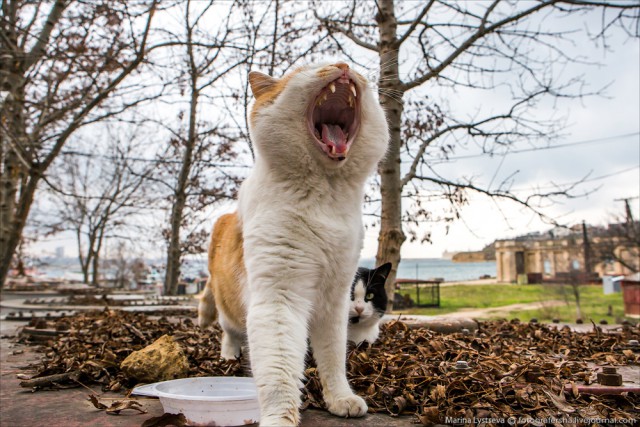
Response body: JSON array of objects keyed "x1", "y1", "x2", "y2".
[{"x1": 15, "y1": 309, "x2": 639, "y2": 425}]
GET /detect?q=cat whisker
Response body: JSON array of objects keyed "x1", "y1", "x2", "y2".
[
  {"x1": 377, "y1": 89, "x2": 404, "y2": 99},
  {"x1": 366, "y1": 55, "x2": 400, "y2": 80}
]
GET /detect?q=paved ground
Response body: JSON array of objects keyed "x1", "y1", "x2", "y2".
[
  {"x1": 0, "y1": 319, "x2": 416, "y2": 427},
  {"x1": 0, "y1": 290, "x2": 634, "y2": 427}
]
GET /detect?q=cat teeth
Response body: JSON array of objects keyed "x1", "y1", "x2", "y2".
[
  {"x1": 330, "y1": 145, "x2": 336, "y2": 155},
  {"x1": 317, "y1": 93, "x2": 328, "y2": 106},
  {"x1": 329, "y1": 83, "x2": 336, "y2": 93},
  {"x1": 350, "y1": 84, "x2": 357, "y2": 97},
  {"x1": 348, "y1": 96, "x2": 353, "y2": 107}
]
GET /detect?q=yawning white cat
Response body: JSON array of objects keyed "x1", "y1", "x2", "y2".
[{"x1": 198, "y1": 62, "x2": 389, "y2": 426}]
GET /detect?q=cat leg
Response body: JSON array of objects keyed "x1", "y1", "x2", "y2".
[
  {"x1": 246, "y1": 289, "x2": 311, "y2": 426},
  {"x1": 197, "y1": 279, "x2": 216, "y2": 328},
  {"x1": 309, "y1": 296, "x2": 368, "y2": 418},
  {"x1": 218, "y1": 315, "x2": 243, "y2": 360}
]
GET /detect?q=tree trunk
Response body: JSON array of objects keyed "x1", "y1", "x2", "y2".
[
  {"x1": 0, "y1": 151, "x2": 21, "y2": 286},
  {"x1": 0, "y1": 175, "x2": 39, "y2": 288},
  {"x1": 164, "y1": 92, "x2": 199, "y2": 295},
  {"x1": 91, "y1": 225, "x2": 107, "y2": 286},
  {"x1": 164, "y1": 8, "x2": 201, "y2": 296},
  {"x1": 91, "y1": 251, "x2": 99, "y2": 286},
  {"x1": 165, "y1": 197, "x2": 185, "y2": 295},
  {"x1": 77, "y1": 229, "x2": 91, "y2": 284},
  {"x1": 164, "y1": 126, "x2": 196, "y2": 295},
  {"x1": 0, "y1": 25, "x2": 27, "y2": 288},
  {"x1": 375, "y1": 0, "x2": 406, "y2": 311},
  {"x1": 81, "y1": 259, "x2": 90, "y2": 284}
]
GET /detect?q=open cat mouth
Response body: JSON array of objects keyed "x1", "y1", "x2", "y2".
[
  {"x1": 307, "y1": 75, "x2": 360, "y2": 161},
  {"x1": 349, "y1": 316, "x2": 360, "y2": 324}
]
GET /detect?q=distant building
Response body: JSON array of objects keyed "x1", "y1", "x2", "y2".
[
  {"x1": 495, "y1": 223, "x2": 638, "y2": 283},
  {"x1": 55, "y1": 246, "x2": 65, "y2": 259}
]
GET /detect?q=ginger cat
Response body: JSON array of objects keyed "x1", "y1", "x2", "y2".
[{"x1": 198, "y1": 62, "x2": 389, "y2": 426}]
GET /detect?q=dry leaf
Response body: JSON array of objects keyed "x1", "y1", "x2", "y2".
[
  {"x1": 88, "y1": 394, "x2": 147, "y2": 415},
  {"x1": 13, "y1": 311, "x2": 639, "y2": 422}
]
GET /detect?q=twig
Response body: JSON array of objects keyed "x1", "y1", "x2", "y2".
[{"x1": 20, "y1": 370, "x2": 81, "y2": 388}]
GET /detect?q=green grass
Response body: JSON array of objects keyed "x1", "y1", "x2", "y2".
[{"x1": 394, "y1": 283, "x2": 629, "y2": 323}]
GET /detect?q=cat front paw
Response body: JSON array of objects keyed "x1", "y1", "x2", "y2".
[
  {"x1": 327, "y1": 394, "x2": 368, "y2": 418},
  {"x1": 220, "y1": 341, "x2": 241, "y2": 360},
  {"x1": 220, "y1": 332, "x2": 242, "y2": 360},
  {"x1": 220, "y1": 348, "x2": 240, "y2": 361}
]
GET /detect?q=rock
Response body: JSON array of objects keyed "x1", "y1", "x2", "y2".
[{"x1": 120, "y1": 335, "x2": 189, "y2": 383}]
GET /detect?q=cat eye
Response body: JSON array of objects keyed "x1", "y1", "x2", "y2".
[{"x1": 366, "y1": 293, "x2": 374, "y2": 300}]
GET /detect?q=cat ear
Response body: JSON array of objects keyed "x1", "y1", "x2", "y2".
[
  {"x1": 249, "y1": 71, "x2": 278, "y2": 98},
  {"x1": 375, "y1": 262, "x2": 392, "y2": 279}
]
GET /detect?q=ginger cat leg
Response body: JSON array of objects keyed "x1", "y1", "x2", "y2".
[
  {"x1": 246, "y1": 287, "x2": 311, "y2": 426},
  {"x1": 197, "y1": 280, "x2": 216, "y2": 328},
  {"x1": 309, "y1": 291, "x2": 367, "y2": 418},
  {"x1": 218, "y1": 314, "x2": 243, "y2": 360}
]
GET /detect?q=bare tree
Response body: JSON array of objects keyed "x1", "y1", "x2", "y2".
[
  {"x1": 0, "y1": 0, "x2": 159, "y2": 288},
  {"x1": 150, "y1": 1, "x2": 250, "y2": 295},
  {"x1": 44, "y1": 129, "x2": 155, "y2": 285},
  {"x1": 315, "y1": 0, "x2": 640, "y2": 308},
  {"x1": 154, "y1": 1, "x2": 328, "y2": 295}
]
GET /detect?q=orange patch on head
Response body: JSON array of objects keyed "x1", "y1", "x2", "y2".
[
  {"x1": 249, "y1": 68, "x2": 305, "y2": 126},
  {"x1": 316, "y1": 64, "x2": 340, "y2": 79}
]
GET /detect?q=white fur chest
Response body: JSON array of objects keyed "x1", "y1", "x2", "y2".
[
  {"x1": 235, "y1": 63, "x2": 388, "y2": 426},
  {"x1": 238, "y1": 160, "x2": 364, "y2": 290}
]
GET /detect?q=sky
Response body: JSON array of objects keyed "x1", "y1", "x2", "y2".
[
  {"x1": 362, "y1": 8, "x2": 640, "y2": 259},
  {"x1": 26, "y1": 2, "x2": 640, "y2": 263}
]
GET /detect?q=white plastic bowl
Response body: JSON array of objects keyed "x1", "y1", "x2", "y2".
[{"x1": 132, "y1": 377, "x2": 260, "y2": 426}]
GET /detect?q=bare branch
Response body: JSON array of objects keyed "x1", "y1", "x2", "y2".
[
  {"x1": 396, "y1": 0, "x2": 435, "y2": 46},
  {"x1": 314, "y1": 9, "x2": 378, "y2": 51},
  {"x1": 24, "y1": 0, "x2": 68, "y2": 69},
  {"x1": 402, "y1": 1, "x2": 556, "y2": 91},
  {"x1": 39, "y1": 1, "x2": 159, "y2": 172}
]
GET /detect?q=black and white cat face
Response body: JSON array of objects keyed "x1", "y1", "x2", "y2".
[{"x1": 349, "y1": 263, "x2": 391, "y2": 324}]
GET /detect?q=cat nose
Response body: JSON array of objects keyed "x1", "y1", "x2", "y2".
[
  {"x1": 335, "y1": 62, "x2": 349, "y2": 71},
  {"x1": 355, "y1": 306, "x2": 364, "y2": 315}
]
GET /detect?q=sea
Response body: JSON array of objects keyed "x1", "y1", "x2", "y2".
[
  {"x1": 359, "y1": 258, "x2": 496, "y2": 283},
  {"x1": 32, "y1": 257, "x2": 496, "y2": 284}
]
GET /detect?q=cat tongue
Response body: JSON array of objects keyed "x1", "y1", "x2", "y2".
[{"x1": 321, "y1": 124, "x2": 347, "y2": 154}]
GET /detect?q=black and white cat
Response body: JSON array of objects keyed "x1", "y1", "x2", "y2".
[{"x1": 347, "y1": 262, "x2": 392, "y2": 344}]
